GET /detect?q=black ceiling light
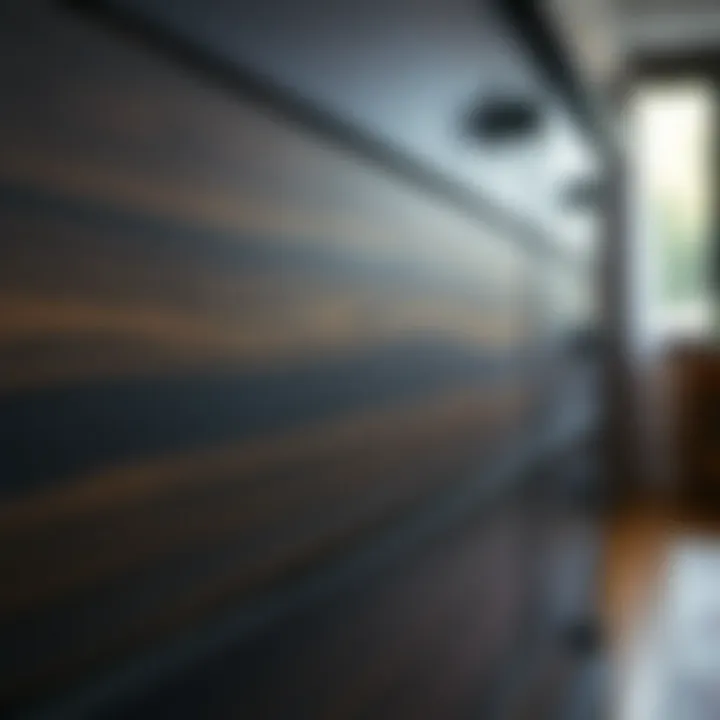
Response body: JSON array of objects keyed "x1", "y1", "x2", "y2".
[{"x1": 464, "y1": 95, "x2": 544, "y2": 143}]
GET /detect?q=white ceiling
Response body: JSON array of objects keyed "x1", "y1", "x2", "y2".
[
  {"x1": 615, "y1": 0, "x2": 720, "y2": 52},
  {"x1": 546, "y1": 0, "x2": 720, "y2": 83},
  {"x1": 621, "y1": 0, "x2": 720, "y2": 13}
]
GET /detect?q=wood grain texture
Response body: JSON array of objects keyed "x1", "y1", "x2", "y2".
[
  {"x1": 93, "y1": 507, "x2": 532, "y2": 720},
  {"x1": 0, "y1": 0, "x2": 593, "y2": 716}
]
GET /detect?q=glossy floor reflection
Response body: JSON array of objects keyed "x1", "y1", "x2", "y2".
[{"x1": 606, "y1": 508, "x2": 720, "y2": 720}]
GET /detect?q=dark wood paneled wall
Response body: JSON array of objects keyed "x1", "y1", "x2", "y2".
[
  {"x1": 98, "y1": 503, "x2": 532, "y2": 719},
  {"x1": 0, "y1": 1, "x2": 602, "y2": 717}
]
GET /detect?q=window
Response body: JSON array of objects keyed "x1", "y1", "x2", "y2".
[{"x1": 631, "y1": 82, "x2": 715, "y2": 343}]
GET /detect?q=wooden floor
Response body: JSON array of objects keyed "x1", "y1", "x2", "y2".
[{"x1": 603, "y1": 504, "x2": 720, "y2": 719}]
